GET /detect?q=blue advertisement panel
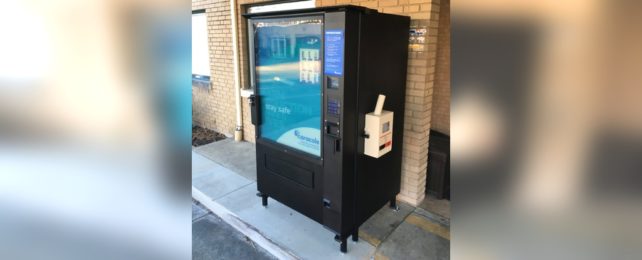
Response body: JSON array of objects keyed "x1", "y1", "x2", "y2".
[
  {"x1": 324, "y1": 29, "x2": 344, "y2": 76},
  {"x1": 253, "y1": 16, "x2": 323, "y2": 157}
]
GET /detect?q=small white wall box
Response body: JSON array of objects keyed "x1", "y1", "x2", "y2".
[{"x1": 364, "y1": 95, "x2": 393, "y2": 158}]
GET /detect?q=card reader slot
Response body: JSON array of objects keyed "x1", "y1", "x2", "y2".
[
  {"x1": 325, "y1": 121, "x2": 341, "y2": 152},
  {"x1": 324, "y1": 121, "x2": 340, "y2": 138}
]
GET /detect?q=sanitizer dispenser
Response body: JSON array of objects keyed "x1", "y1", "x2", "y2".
[{"x1": 365, "y1": 95, "x2": 393, "y2": 158}]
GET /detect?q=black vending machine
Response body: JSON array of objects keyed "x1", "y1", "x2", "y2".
[{"x1": 244, "y1": 5, "x2": 409, "y2": 252}]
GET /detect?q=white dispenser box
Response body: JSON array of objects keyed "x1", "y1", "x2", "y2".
[{"x1": 364, "y1": 95, "x2": 393, "y2": 158}]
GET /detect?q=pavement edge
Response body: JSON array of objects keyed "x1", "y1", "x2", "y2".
[{"x1": 192, "y1": 186, "x2": 299, "y2": 260}]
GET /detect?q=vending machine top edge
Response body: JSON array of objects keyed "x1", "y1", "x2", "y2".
[{"x1": 244, "y1": 5, "x2": 410, "y2": 253}]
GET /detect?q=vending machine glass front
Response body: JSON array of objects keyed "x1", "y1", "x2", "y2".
[{"x1": 252, "y1": 16, "x2": 324, "y2": 157}]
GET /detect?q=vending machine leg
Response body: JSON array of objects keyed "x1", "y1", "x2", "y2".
[
  {"x1": 257, "y1": 192, "x2": 268, "y2": 207},
  {"x1": 334, "y1": 235, "x2": 348, "y2": 253},
  {"x1": 352, "y1": 228, "x2": 359, "y2": 242},
  {"x1": 390, "y1": 198, "x2": 399, "y2": 211}
]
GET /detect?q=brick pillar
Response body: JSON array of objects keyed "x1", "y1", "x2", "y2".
[{"x1": 394, "y1": 0, "x2": 442, "y2": 206}]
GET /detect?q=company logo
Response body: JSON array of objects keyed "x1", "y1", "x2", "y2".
[
  {"x1": 294, "y1": 130, "x2": 320, "y2": 145},
  {"x1": 277, "y1": 127, "x2": 321, "y2": 156}
]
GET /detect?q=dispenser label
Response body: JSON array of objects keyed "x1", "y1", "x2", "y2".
[{"x1": 324, "y1": 30, "x2": 344, "y2": 76}]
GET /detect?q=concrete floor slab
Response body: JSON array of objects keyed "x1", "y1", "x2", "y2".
[
  {"x1": 192, "y1": 151, "x2": 218, "y2": 177},
  {"x1": 193, "y1": 160, "x2": 238, "y2": 180},
  {"x1": 193, "y1": 214, "x2": 276, "y2": 260},
  {"x1": 417, "y1": 195, "x2": 450, "y2": 220},
  {"x1": 214, "y1": 182, "x2": 260, "y2": 213},
  {"x1": 414, "y1": 207, "x2": 450, "y2": 227},
  {"x1": 215, "y1": 184, "x2": 376, "y2": 260},
  {"x1": 375, "y1": 213, "x2": 450, "y2": 260},
  {"x1": 195, "y1": 139, "x2": 257, "y2": 181},
  {"x1": 192, "y1": 164, "x2": 253, "y2": 200},
  {"x1": 359, "y1": 202, "x2": 414, "y2": 247}
]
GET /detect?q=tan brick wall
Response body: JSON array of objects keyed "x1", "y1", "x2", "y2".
[
  {"x1": 431, "y1": 0, "x2": 449, "y2": 135},
  {"x1": 192, "y1": 0, "x2": 237, "y2": 137},
  {"x1": 194, "y1": 0, "x2": 446, "y2": 206}
]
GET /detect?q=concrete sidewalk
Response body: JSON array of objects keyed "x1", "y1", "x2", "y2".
[{"x1": 192, "y1": 139, "x2": 450, "y2": 259}]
